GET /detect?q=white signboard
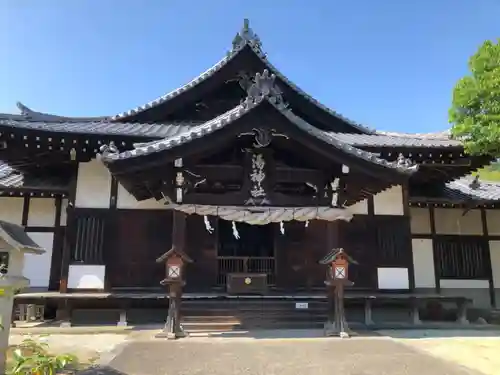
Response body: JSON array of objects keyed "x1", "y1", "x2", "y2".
[{"x1": 295, "y1": 302, "x2": 309, "y2": 309}]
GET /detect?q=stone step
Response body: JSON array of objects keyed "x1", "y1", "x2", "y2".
[
  {"x1": 182, "y1": 320, "x2": 325, "y2": 332},
  {"x1": 182, "y1": 313, "x2": 327, "y2": 323}
]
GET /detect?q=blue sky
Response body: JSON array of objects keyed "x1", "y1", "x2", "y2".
[{"x1": 1, "y1": 0, "x2": 499, "y2": 133}]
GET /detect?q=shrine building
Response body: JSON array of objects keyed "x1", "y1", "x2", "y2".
[{"x1": 2, "y1": 19, "x2": 500, "y2": 328}]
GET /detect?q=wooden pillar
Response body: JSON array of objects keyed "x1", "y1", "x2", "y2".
[
  {"x1": 402, "y1": 184, "x2": 416, "y2": 291},
  {"x1": 172, "y1": 211, "x2": 187, "y2": 253},
  {"x1": 481, "y1": 208, "x2": 496, "y2": 308},
  {"x1": 429, "y1": 206, "x2": 441, "y2": 293},
  {"x1": 59, "y1": 163, "x2": 78, "y2": 293}
]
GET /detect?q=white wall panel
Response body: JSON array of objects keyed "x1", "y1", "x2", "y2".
[
  {"x1": 75, "y1": 160, "x2": 111, "y2": 208},
  {"x1": 440, "y1": 279, "x2": 489, "y2": 289},
  {"x1": 347, "y1": 199, "x2": 368, "y2": 215},
  {"x1": 0, "y1": 197, "x2": 23, "y2": 225},
  {"x1": 487, "y1": 210, "x2": 500, "y2": 236},
  {"x1": 434, "y1": 208, "x2": 482, "y2": 235},
  {"x1": 27, "y1": 198, "x2": 56, "y2": 227},
  {"x1": 377, "y1": 267, "x2": 409, "y2": 289},
  {"x1": 410, "y1": 207, "x2": 431, "y2": 234},
  {"x1": 116, "y1": 184, "x2": 166, "y2": 209},
  {"x1": 411, "y1": 238, "x2": 436, "y2": 288},
  {"x1": 489, "y1": 240, "x2": 500, "y2": 289},
  {"x1": 68, "y1": 265, "x2": 105, "y2": 289},
  {"x1": 23, "y1": 232, "x2": 54, "y2": 288},
  {"x1": 373, "y1": 186, "x2": 404, "y2": 216}
]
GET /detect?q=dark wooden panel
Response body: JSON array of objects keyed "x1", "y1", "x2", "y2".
[
  {"x1": 275, "y1": 220, "x2": 326, "y2": 290},
  {"x1": 339, "y1": 215, "x2": 376, "y2": 289},
  {"x1": 434, "y1": 235, "x2": 489, "y2": 279},
  {"x1": 373, "y1": 215, "x2": 412, "y2": 267},
  {"x1": 185, "y1": 215, "x2": 218, "y2": 291},
  {"x1": 106, "y1": 210, "x2": 172, "y2": 288},
  {"x1": 339, "y1": 215, "x2": 413, "y2": 289},
  {"x1": 72, "y1": 212, "x2": 107, "y2": 264}
]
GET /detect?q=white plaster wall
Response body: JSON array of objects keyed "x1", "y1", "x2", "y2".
[
  {"x1": 0, "y1": 197, "x2": 23, "y2": 225},
  {"x1": 377, "y1": 267, "x2": 409, "y2": 289},
  {"x1": 434, "y1": 208, "x2": 482, "y2": 235},
  {"x1": 489, "y1": 240, "x2": 500, "y2": 289},
  {"x1": 22, "y1": 232, "x2": 54, "y2": 288},
  {"x1": 68, "y1": 265, "x2": 105, "y2": 289},
  {"x1": 373, "y1": 185, "x2": 404, "y2": 215},
  {"x1": 75, "y1": 159, "x2": 111, "y2": 208},
  {"x1": 27, "y1": 198, "x2": 56, "y2": 227},
  {"x1": 439, "y1": 279, "x2": 489, "y2": 288},
  {"x1": 116, "y1": 184, "x2": 166, "y2": 209},
  {"x1": 411, "y1": 238, "x2": 436, "y2": 288},
  {"x1": 410, "y1": 207, "x2": 431, "y2": 234},
  {"x1": 347, "y1": 199, "x2": 368, "y2": 215},
  {"x1": 486, "y1": 210, "x2": 500, "y2": 236}
]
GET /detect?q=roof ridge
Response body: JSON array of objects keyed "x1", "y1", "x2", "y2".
[
  {"x1": 102, "y1": 70, "x2": 418, "y2": 176},
  {"x1": 111, "y1": 19, "x2": 377, "y2": 134}
]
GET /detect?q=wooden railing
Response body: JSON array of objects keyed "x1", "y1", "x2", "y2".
[{"x1": 217, "y1": 256, "x2": 276, "y2": 286}]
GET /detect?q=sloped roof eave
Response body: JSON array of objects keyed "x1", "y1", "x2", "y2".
[{"x1": 101, "y1": 96, "x2": 417, "y2": 179}]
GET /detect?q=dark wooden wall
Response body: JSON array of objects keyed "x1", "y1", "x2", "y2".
[
  {"x1": 184, "y1": 215, "x2": 218, "y2": 292},
  {"x1": 275, "y1": 220, "x2": 328, "y2": 290},
  {"x1": 338, "y1": 215, "x2": 413, "y2": 289},
  {"x1": 71, "y1": 208, "x2": 414, "y2": 292},
  {"x1": 105, "y1": 210, "x2": 172, "y2": 289}
]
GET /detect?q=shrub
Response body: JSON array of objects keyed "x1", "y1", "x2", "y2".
[{"x1": 8, "y1": 338, "x2": 78, "y2": 375}]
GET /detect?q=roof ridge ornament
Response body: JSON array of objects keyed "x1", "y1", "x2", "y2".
[
  {"x1": 232, "y1": 18, "x2": 263, "y2": 53},
  {"x1": 241, "y1": 70, "x2": 288, "y2": 110}
]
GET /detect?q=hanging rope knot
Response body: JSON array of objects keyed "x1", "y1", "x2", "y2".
[
  {"x1": 232, "y1": 221, "x2": 240, "y2": 239},
  {"x1": 203, "y1": 216, "x2": 214, "y2": 234}
]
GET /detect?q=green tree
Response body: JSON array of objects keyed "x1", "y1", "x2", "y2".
[{"x1": 450, "y1": 39, "x2": 500, "y2": 156}]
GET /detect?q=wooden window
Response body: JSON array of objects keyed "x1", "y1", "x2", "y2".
[
  {"x1": 433, "y1": 236, "x2": 489, "y2": 279},
  {"x1": 71, "y1": 209, "x2": 107, "y2": 264}
]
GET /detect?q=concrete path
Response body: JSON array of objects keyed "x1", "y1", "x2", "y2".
[{"x1": 88, "y1": 334, "x2": 481, "y2": 375}]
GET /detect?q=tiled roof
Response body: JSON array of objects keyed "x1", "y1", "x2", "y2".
[
  {"x1": 107, "y1": 20, "x2": 377, "y2": 134},
  {"x1": 376, "y1": 130, "x2": 452, "y2": 139},
  {"x1": 410, "y1": 176, "x2": 500, "y2": 203},
  {"x1": 0, "y1": 102, "x2": 107, "y2": 123},
  {"x1": 0, "y1": 119, "x2": 464, "y2": 151},
  {"x1": 102, "y1": 91, "x2": 417, "y2": 176},
  {"x1": 0, "y1": 161, "x2": 70, "y2": 193},
  {"x1": 0, "y1": 119, "x2": 197, "y2": 137},
  {"x1": 0, "y1": 220, "x2": 45, "y2": 253},
  {"x1": 326, "y1": 133, "x2": 462, "y2": 148},
  {"x1": 443, "y1": 177, "x2": 500, "y2": 202}
]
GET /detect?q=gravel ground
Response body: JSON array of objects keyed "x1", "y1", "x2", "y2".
[
  {"x1": 8, "y1": 329, "x2": 492, "y2": 375},
  {"x1": 381, "y1": 329, "x2": 500, "y2": 375},
  {"x1": 103, "y1": 335, "x2": 479, "y2": 375}
]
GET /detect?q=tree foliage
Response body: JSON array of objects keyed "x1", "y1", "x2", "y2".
[{"x1": 450, "y1": 39, "x2": 500, "y2": 156}]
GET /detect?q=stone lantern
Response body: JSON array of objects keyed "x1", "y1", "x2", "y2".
[
  {"x1": 156, "y1": 247, "x2": 193, "y2": 339},
  {"x1": 319, "y1": 248, "x2": 357, "y2": 338},
  {"x1": 0, "y1": 220, "x2": 45, "y2": 374}
]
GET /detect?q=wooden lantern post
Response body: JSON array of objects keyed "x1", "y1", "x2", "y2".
[
  {"x1": 319, "y1": 248, "x2": 357, "y2": 338},
  {"x1": 155, "y1": 246, "x2": 193, "y2": 340}
]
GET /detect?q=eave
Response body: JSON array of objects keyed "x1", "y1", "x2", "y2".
[
  {"x1": 103, "y1": 97, "x2": 415, "y2": 179},
  {"x1": 409, "y1": 176, "x2": 500, "y2": 208},
  {"x1": 0, "y1": 161, "x2": 70, "y2": 198}
]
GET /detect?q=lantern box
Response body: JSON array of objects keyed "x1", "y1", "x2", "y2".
[
  {"x1": 157, "y1": 246, "x2": 193, "y2": 285},
  {"x1": 319, "y1": 248, "x2": 357, "y2": 283}
]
